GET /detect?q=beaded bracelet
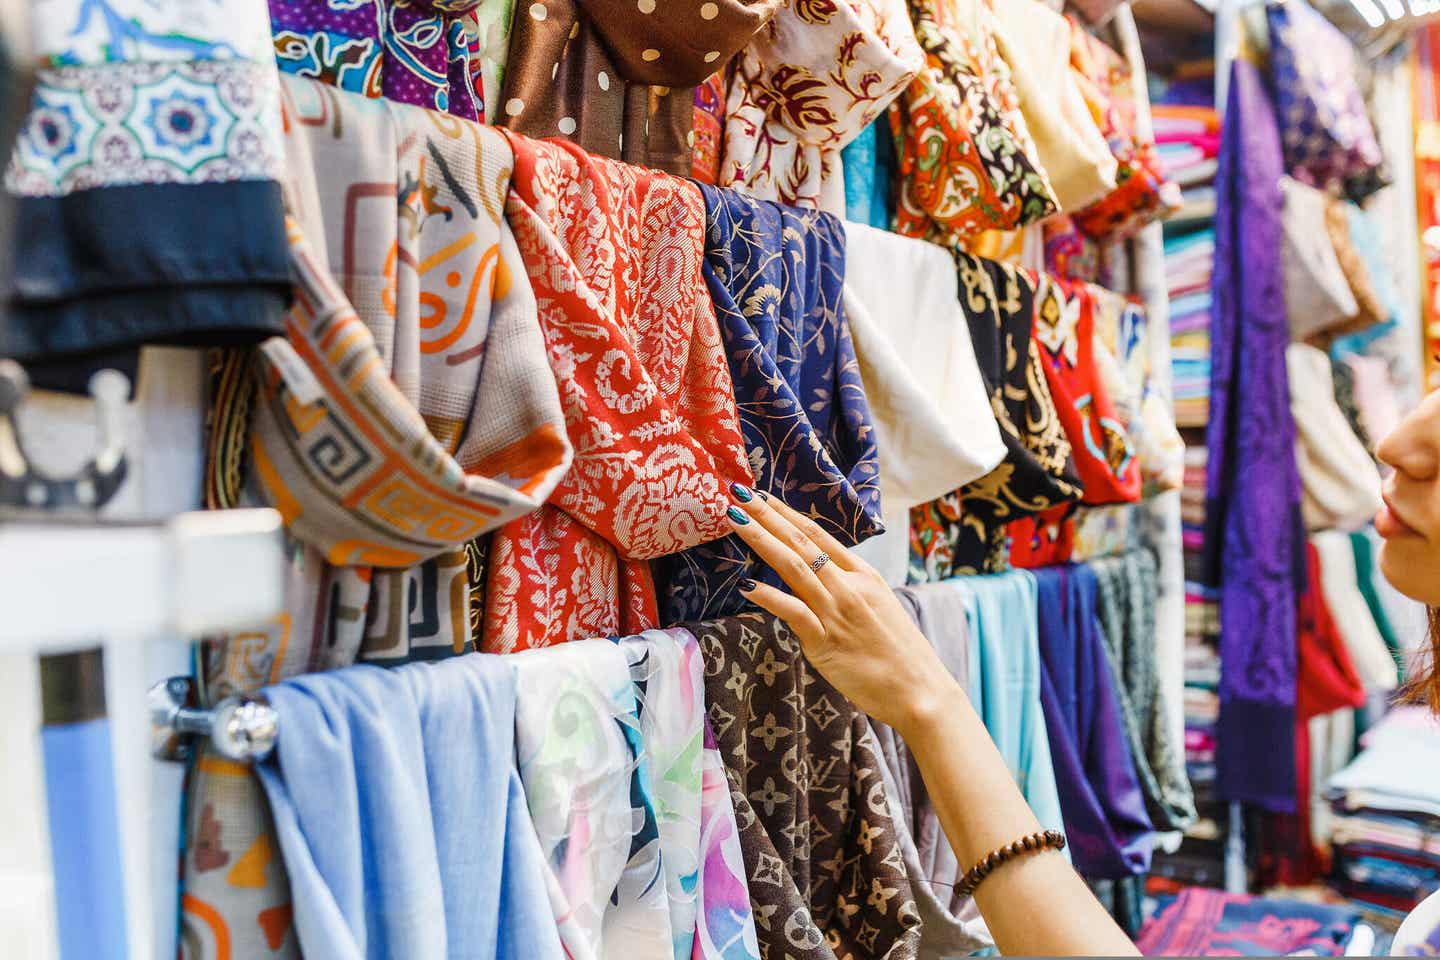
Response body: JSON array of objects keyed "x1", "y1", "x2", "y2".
[{"x1": 956, "y1": 829, "x2": 1067, "y2": 897}]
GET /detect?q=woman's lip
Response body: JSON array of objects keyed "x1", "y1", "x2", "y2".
[{"x1": 1377, "y1": 496, "x2": 1420, "y2": 539}]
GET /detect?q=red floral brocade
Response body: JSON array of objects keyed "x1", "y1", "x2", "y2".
[{"x1": 485, "y1": 133, "x2": 753, "y2": 652}]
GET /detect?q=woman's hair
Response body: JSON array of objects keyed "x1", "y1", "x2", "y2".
[{"x1": 1403, "y1": 606, "x2": 1440, "y2": 712}]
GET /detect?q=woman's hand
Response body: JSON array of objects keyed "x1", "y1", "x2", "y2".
[{"x1": 726, "y1": 484, "x2": 962, "y2": 736}]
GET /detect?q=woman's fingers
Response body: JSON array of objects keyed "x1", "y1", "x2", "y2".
[
  {"x1": 736, "y1": 580, "x2": 826, "y2": 645},
  {"x1": 725, "y1": 503, "x2": 836, "y2": 615},
  {"x1": 760, "y1": 493, "x2": 863, "y2": 573},
  {"x1": 734, "y1": 490, "x2": 850, "y2": 592}
]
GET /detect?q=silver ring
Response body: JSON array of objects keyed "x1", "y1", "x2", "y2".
[{"x1": 809, "y1": 552, "x2": 831, "y2": 574}]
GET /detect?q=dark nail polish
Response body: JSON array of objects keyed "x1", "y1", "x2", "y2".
[
  {"x1": 730, "y1": 482, "x2": 754, "y2": 503},
  {"x1": 739, "y1": 578, "x2": 758, "y2": 592},
  {"x1": 726, "y1": 505, "x2": 749, "y2": 525}
]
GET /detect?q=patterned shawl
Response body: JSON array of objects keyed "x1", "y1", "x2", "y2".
[
  {"x1": 6, "y1": 2, "x2": 289, "y2": 389},
  {"x1": 656, "y1": 186, "x2": 881, "y2": 622},
  {"x1": 268, "y1": 0, "x2": 515, "y2": 123},
  {"x1": 485, "y1": 134, "x2": 752, "y2": 652},
  {"x1": 1029, "y1": 277, "x2": 1141, "y2": 506},
  {"x1": 512, "y1": 638, "x2": 670, "y2": 957},
  {"x1": 500, "y1": 0, "x2": 779, "y2": 175},
  {"x1": 909, "y1": 255, "x2": 1081, "y2": 581},
  {"x1": 621, "y1": 629, "x2": 764, "y2": 960},
  {"x1": 720, "y1": 0, "x2": 923, "y2": 213},
  {"x1": 890, "y1": 0, "x2": 1055, "y2": 245},
  {"x1": 254, "y1": 77, "x2": 572, "y2": 583},
  {"x1": 689, "y1": 613, "x2": 922, "y2": 960}
]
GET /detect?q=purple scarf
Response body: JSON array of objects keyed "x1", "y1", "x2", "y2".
[
  {"x1": 1033, "y1": 564, "x2": 1155, "y2": 879},
  {"x1": 1203, "y1": 60, "x2": 1302, "y2": 812}
]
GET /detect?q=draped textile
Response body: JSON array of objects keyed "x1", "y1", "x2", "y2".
[
  {"x1": 1350, "y1": 531, "x2": 1404, "y2": 682},
  {"x1": 499, "y1": 0, "x2": 781, "y2": 174},
  {"x1": 696, "y1": 722, "x2": 765, "y2": 960},
  {"x1": 617, "y1": 628, "x2": 763, "y2": 960},
  {"x1": 511, "y1": 638, "x2": 670, "y2": 958},
  {"x1": 1091, "y1": 286, "x2": 1184, "y2": 494},
  {"x1": 947, "y1": 572, "x2": 1067, "y2": 835},
  {"x1": 656, "y1": 187, "x2": 881, "y2": 622},
  {"x1": 253, "y1": 657, "x2": 562, "y2": 960},
  {"x1": 693, "y1": 69, "x2": 730, "y2": 185},
  {"x1": 1287, "y1": 343, "x2": 1382, "y2": 533},
  {"x1": 1032, "y1": 564, "x2": 1154, "y2": 879},
  {"x1": 720, "y1": 0, "x2": 922, "y2": 213},
  {"x1": 1266, "y1": 0, "x2": 1384, "y2": 196},
  {"x1": 261, "y1": 78, "x2": 573, "y2": 668},
  {"x1": 1067, "y1": 18, "x2": 1180, "y2": 239},
  {"x1": 1090, "y1": 551, "x2": 1196, "y2": 833},
  {"x1": 909, "y1": 256, "x2": 1082, "y2": 581},
  {"x1": 1137, "y1": 888, "x2": 1361, "y2": 958},
  {"x1": 988, "y1": 0, "x2": 1115, "y2": 213},
  {"x1": 841, "y1": 222, "x2": 1005, "y2": 585},
  {"x1": 267, "y1": 0, "x2": 514, "y2": 123},
  {"x1": 1030, "y1": 278, "x2": 1141, "y2": 505},
  {"x1": 6, "y1": 7, "x2": 289, "y2": 389},
  {"x1": 689, "y1": 613, "x2": 922, "y2": 960},
  {"x1": 890, "y1": 0, "x2": 1056, "y2": 246},
  {"x1": 1205, "y1": 59, "x2": 1303, "y2": 812},
  {"x1": 1278, "y1": 176, "x2": 1360, "y2": 343},
  {"x1": 839, "y1": 120, "x2": 896, "y2": 230},
  {"x1": 484, "y1": 135, "x2": 752, "y2": 651},
  {"x1": 1313, "y1": 531, "x2": 1398, "y2": 693},
  {"x1": 874, "y1": 583, "x2": 995, "y2": 958}
]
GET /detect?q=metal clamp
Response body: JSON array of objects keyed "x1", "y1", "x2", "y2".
[
  {"x1": 0, "y1": 360, "x2": 129, "y2": 513},
  {"x1": 148, "y1": 676, "x2": 278, "y2": 763}
]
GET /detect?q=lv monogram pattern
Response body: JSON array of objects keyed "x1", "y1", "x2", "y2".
[{"x1": 691, "y1": 613, "x2": 922, "y2": 960}]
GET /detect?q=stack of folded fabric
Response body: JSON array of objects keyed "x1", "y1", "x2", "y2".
[
  {"x1": 1327, "y1": 707, "x2": 1440, "y2": 920},
  {"x1": 1149, "y1": 77, "x2": 1227, "y2": 890}
]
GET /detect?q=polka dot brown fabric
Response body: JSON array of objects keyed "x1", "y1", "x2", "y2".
[{"x1": 499, "y1": 0, "x2": 780, "y2": 173}]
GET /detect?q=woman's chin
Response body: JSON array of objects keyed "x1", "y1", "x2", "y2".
[{"x1": 1379, "y1": 538, "x2": 1440, "y2": 606}]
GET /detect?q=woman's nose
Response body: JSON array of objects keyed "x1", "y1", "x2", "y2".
[{"x1": 1377, "y1": 404, "x2": 1440, "y2": 479}]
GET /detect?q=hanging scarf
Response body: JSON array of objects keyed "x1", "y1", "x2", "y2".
[
  {"x1": 988, "y1": 0, "x2": 1116, "y2": 213},
  {"x1": 1032, "y1": 563, "x2": 1155, "y2": 880},
  {"x1": 1090, "y1": 285, "x2": 1183, "y2": 496},
  {"x1": 656, "y1": 186, "x2": 881, "y2": 622},
  {"x1": 253, "y1": 79, "x2": 572, "y2": 591},
  {"x1": 500, "y1": 0, "x2": 781, "y2": 175},
  {"x1": 909, "y1": 255, "x2": 1081, "y2": 580},
  {"x1": 720, "y1": 0, "x2": 923, "y2": 213},
  {"x1": 1066, "y1": 17, "x2": 1180, "y2": 239},
  {"x1": 252, "y1": 656, "x2": 563, "y2": 960},
  {"x1": 6, "y1": 22, "x2": 290, "y2": 390},
  {"x1": 947, "y1": 572, "x2": 1068, "y2": 835},
  {"x1": 1031, "y1": 278, "x2": 1141, "y2": 505},
  {"x1": 842, "y1": 221, "x2": 1005, "y2": 585},
  {"x1": 1090, "y1": 551, "x2": 1197, "y2": 834},
  {"x1": 890, "y1": 0, "x2": 1056, "y2": 245},
  {"x1": 1287, "y1": 343, "x2": 1382, "y2": 533},
  {"x1": 873, "y1": 583, "x2": 996, "y2": 956},
  {"x1": 617, "y1": 628, "x2": 763, "y2": 960},
  {"x1": 268, "y1": 0, "x2": 514, "y2": 123},
  {"x1": 485, "y1": 134, "x2": 752, "y2": 652},
  {"x1": 689, "y1": 613, "x2": 922, "y2": 960},
  {"x1": 511, "y1": 638, "x2": 671, "y2": 958},
  {"x1": 1205, "y1": 59, "x2": 1303, "y2": 813},
  {"x1": 692, "y1": 68, "x2": 731, "y2": 184}
]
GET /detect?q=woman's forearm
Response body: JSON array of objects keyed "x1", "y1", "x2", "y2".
[{"x1": 898, "y1": 682, "x2": 1141, "y2": 957}]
